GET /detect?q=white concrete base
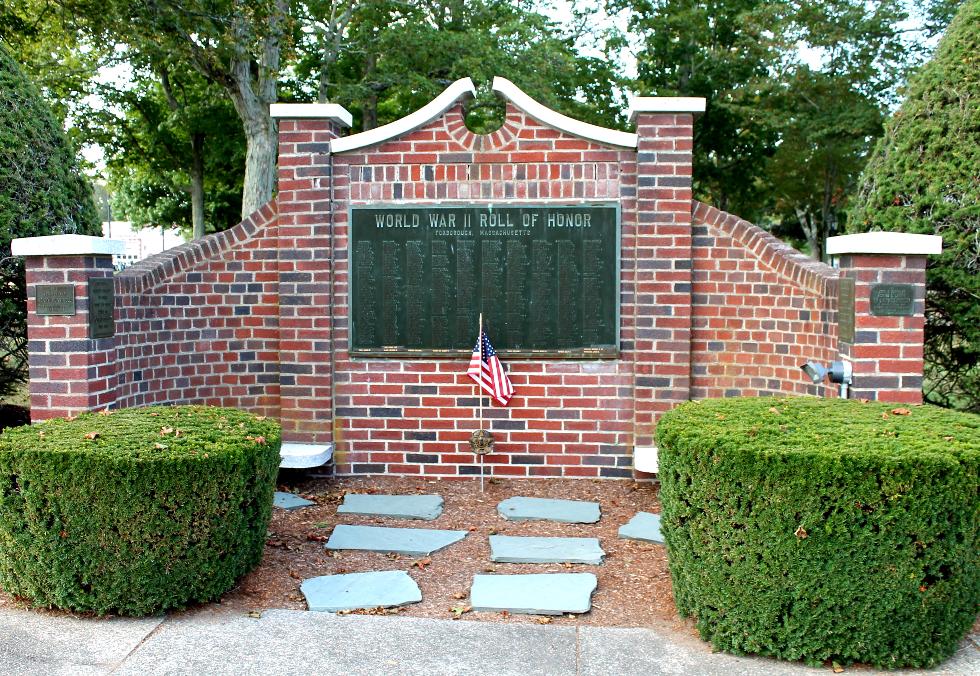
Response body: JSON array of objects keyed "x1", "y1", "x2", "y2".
[
  {"x1": 280, "y1": 442, "x2": 334, "y2": 469},
  {"x1": 633, "y1": 445, "x2": 659, "y2": 474}
]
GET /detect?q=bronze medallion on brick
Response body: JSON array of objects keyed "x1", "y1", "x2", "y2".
[{"x1": 469, "y1": 429, "x2": 494, "y2": 455}]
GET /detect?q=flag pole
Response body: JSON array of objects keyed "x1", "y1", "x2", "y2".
[{"x1": 478, "y1": 312, "x2": 484, "y2": 493}]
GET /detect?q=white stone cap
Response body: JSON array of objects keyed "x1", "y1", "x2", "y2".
[
  {"x1": 270, "y1": 103, "x2": 353, "y2": 128},
  {"x1": 280, "y1": 442, "x2": 334, "y2": 469},
  {"x1": 331, "y1": 78, "x2": 477, "y2": 154},
  {"x1": 826, "y1": 232, "x2": 942, "y2": 256},
  {"x1": 627, "y1": 97, "x2": 706, "y2": 124},
  {"x1": 633, "y1": 445, "x2": 659, "y2": 474},
  {"x1": 12, "y1": 234, "x2": 125, "y2": 257},
  {"x1": 492, "y1": 77, "x2": 638, "y2": 149}
]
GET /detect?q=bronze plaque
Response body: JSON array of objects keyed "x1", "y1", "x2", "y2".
[
  {"x1": 350, "y1": 204, "x2": 619, "y2": 357},
  {"x1": 870, "y1": 283, "x2": 915, "y2": 316},
  {"x1": 87, "y1": 277, "x2": 115, "y2": 339},
  {"x1": 838, "y1": 277, "x2": 855, "y2": 343},
  {"x1": 35, "y1": 284, "x2": 76, "y2": 316}
]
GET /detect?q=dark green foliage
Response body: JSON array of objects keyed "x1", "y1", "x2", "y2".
[
  {"x1": 0, "y1": 406, "x2": 281, "y2": 616},
  {"x1": 657, "y1": 397, "x2": 979, "y2": 668},
  {"x1": 850, "y1": 0, "x2": 980, "y2": 412},
  {"x1": 0, "y1": 43, "x2": 100, "y2": 397}
]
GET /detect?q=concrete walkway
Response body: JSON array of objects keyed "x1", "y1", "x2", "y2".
[{"x1": 1, "y1": 607, "x2": 977, "y2": 675}]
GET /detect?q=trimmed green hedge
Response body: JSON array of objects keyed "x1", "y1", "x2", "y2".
[
  {"x1": 0, "y1": 406, "x2": 280, "y2": 615},
  {"x1": 657, "y1": 397, "x2": 979, "y2": 668}
]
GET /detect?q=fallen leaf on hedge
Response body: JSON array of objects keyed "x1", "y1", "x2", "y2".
[
  {"x1": 715, "y1": 414, "x2": 726, "y2": 420},
  {"x1": 59, "y1": 530, "x2": 68, "y2": 538},
  {"x1": 881, "y1": 412, "x2": 889, "y2": 419},
  {"x1": 943, "y1": 436, "x2": 954, "y2": 442},
  {"x1": 37, "y1": 431, "x2": 44, "y2": 438},
  {"x1": 859, "y1": 398, "x2": 870, "y2": 404},
  {"x1": 449, "y1": 605, "x2": 471, "y2": 619},
  {"x1": 83, "y1": 431, "x2": 99, "y2": 440},
  {"x1": 98, "y1": 408, "x2": 112, "y2": 416},
  {"x1": 160, "y1": 426, "x2": 174, "y2": 435},
  {"x1": 768, "y1": 407, "x2": 780, "y2": 414},
  {"x1": 154, "y1": 443, "x2": 167, "y2": 450},
  {"x1": 253, "y1": 435, "x2": 267, "y2": 445},
  {"x1": 891, "y1": 408, "x2": 911, "y2": 416},
  {"x1": 794, "y1": 526, "x2": 808, "y2": 539}
]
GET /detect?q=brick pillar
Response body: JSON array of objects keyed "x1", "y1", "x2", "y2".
[
  {"x1": 628, "y1": 97, "x2": 704, "y2": 471},
  {"x1": 11, "y1": 235, "x2": 123, "y2": 420},
  {"x1": 270, "y1": 103, "x2": 352, "y2": 466},
  {"x1": 827, "y1": 232, "x2": 942, "y2": 404}
]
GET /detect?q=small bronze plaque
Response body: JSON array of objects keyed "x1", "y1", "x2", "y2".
[
  {"x1": 871, "y1": 283, "x2": 915, "y2": 317},
  {"x1": 87, "y1": 277, "x2": 115, "y2": 339},
  {"x1": 838, "y1": 277, "x2": 855, "y2": 343},
  {"x1": 36, "y1": 284, "x2": 76, "y2": 316}
]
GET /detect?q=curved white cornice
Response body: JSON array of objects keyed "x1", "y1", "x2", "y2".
[
  {"x1": 330, "y1": 78, "x2": 477, "y2": 154},
  {"x1": 492, "y1": 77, "x2": 638, "y2": 149}
]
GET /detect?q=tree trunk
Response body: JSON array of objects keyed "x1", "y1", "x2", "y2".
[
  {"x1": 238, "y1": 117, "x2": 278, "y2": 217},
  {"x1": 190, "y1": 131, "x2": 206, "y2": 239}
]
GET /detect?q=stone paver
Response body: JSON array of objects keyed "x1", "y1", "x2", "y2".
[
  {"x1": 273, "y1": 491, "x2": 315, "y2": 510},
  {"x1": 618, "y1": 511, "x2": 663, "y2": 544},
  {"x1": 489, "y1": 535, "x2": 605, "y2": 564},
  {"x1": 326, "y1": 524, "x2": 467, "y2": 556},
  {"x1": 496, "y1": 496, "x2": 600, "y2": 523},
  {"x1": 337, "y1": 494, "x2": 444, "y2": 520},
  {"x1": 470, "y1": 573, "x2": 598, "y2": 615},
  {"x1": 301, "y1": 571, "x2": 422, "y2": 612}
]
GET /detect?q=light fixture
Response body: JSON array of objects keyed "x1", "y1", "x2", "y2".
[{"x1": 800, "y1": 360, "x2": 853, "y2": 397}]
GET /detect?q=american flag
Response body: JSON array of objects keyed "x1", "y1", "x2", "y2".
[{"x1": 467, "y1": 330, "x2": 514, "y2": 406}]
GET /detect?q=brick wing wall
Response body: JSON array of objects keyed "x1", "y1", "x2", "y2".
[
  {"x1": 691, "y1": 202, "x2": 839, "y2": 398},
  {"x1": 113, "y1": 202, "x2": 281, "y2": 416}
]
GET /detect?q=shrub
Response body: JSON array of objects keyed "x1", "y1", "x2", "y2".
[
  {"x1": 0, "y1": 43, "x2": 100, "y2": 397},
  {"x1": 0, "y1": 405, "x2": 280, "y2": 615},
  {"x1": 656, "y1": 397, "x2": 979, "y2": 668}
]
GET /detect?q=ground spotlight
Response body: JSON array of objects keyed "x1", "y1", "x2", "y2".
[{"x1": 800, "y1": 360, "x2": 853, "y2": 397}]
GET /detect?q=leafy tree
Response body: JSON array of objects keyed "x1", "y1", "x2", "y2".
[
  {"x1": 96, "y1": 61, "x2": 245, "y2": 237},
  {"x1": 0, "y1": 43, "x2": 100, "y2": 396},
  {"x1": 292, "y1": 0, "x2": 624, "y2": 133},
  {"x1": 610, "y1": 0, "x2": 785, "y2": 220},
  {"x1": 766, "y1": 0, "x2": 911, "y2": 259},
  {"x1": 850, "y1": 0, "x2": 980, "y2": 411}
]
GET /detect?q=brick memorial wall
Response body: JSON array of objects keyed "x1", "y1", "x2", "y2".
[{"x1": 13, "y1": 77, "x2": 942, "y2": 478}]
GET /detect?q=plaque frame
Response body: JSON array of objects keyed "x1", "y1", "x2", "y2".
[
  {"x1": 35, "y1": 284, "x2": 76, "y2": 316},
  {"x1": 837, "y1": 277, "x2": 855, "y2": 344},
  {"x1": 870, "y1": 283, "x2": 915, "y2": 317},
  {"x1": 347, "y1": 201, "x2": 622, "y2": 359},
  {"x1": 87, "y1": 277, "x2": 115, "y2": 339}
]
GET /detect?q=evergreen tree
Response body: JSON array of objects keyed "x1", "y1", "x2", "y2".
[
  {"x1": 0, "y1": 44, "x2": 100, "y2": 396},
  {"x1": 850, "y1": 0, "x2": 980, "y2": 411}
]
